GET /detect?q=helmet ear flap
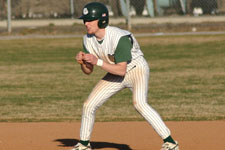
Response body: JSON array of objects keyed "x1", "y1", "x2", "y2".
[{"x1": 98, "y1": 16, "x2": 108, "y2": 28}]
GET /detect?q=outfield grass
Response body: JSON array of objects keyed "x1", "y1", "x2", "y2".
[{"x1": 0, "y1": 34, "x2": 224, "y2": 122}]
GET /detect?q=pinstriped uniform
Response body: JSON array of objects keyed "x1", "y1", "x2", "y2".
[{"x1": 80, "y1": 26, "x2": 171, "y2": 141}]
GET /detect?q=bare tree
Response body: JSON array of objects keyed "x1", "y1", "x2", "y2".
[
  {"x1": 109, "y1": 0, "x2": 122, "y2": 17},
  {"x1": 130, "y1": 0, "x2": 145, "y2": 16},
  {"x1": 0, "y1": 0, "x2": 7, "y2": 19}
]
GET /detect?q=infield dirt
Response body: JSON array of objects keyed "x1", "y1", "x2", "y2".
[{"x1": 0, "y1": 121, "x2": 224, "y2": 150}]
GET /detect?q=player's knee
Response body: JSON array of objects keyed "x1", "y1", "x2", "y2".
[
  {"x1": 83, "y1": 101, "x2": 92, "y2": 111},
  {"x1": 83, "y1": 100, "x2": 97, "y2": 114},
  {"x1": 133, "y1": 100, "x2": 145, "y2": 112}
]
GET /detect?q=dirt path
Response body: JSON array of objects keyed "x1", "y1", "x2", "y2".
[
  {"x1": 0, "y1": 121, "x2": 224, "y2": 150},
  {"x1": 1, "y1": 16, "x2": 225, "y2": 27}
]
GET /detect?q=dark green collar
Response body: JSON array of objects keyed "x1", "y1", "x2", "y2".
[{"x1": 97, "y1": 39, "x2": 104, "y2": 44}]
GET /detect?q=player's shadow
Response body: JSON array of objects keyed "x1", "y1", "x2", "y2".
[{"x1": 55, "y1": 138, "x2": 133, "y2": 150}]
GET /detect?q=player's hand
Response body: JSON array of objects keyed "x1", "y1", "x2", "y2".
[
  {"x1": 83, "y1": 54, "x2": 98, "y2": 65},
  {"x1": 75, "y1": 51, "x2": 85, "y2": 64}
]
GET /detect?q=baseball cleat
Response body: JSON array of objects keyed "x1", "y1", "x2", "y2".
[
  {"x1": 71, "y1": 142, "x2": 92, "y2": 150},
  {"x1": 161, "y1": 141, "x2": 179, "y2": 150}
]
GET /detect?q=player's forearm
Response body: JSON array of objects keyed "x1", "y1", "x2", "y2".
[
  {"x1": 100, "y1": 61, "x2": 127, "y2": 76},
  {"x1": 83, "y1": 54, "x2": 127, "y2": 76}
]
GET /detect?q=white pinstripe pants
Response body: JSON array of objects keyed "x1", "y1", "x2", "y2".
[{"x1": 80, "y1": 56, "x2": 171, "y2": 140}]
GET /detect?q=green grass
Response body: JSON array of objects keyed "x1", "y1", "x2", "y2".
[{"x1": 0, "y1": 35, "x2": 224, "y2": 122}]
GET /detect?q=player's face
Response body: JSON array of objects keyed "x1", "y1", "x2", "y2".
[{"x1": 84, "y1": 20, "x2": 99, "y2": 34}]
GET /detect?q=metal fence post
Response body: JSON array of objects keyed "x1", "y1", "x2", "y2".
[
  {"x1": 126, "y1": 0, "x2": 131, "y2": 30},
  {"x1": 7, "y1": 0, "x2": 12, "y2": 33},
  {"x1": 70, "y1": 0, "x2": 74, "y2": 19}
]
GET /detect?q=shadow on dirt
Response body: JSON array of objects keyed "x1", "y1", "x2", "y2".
[{"x1": 55, "y1": 138, "x2": 133, "y2": 150}]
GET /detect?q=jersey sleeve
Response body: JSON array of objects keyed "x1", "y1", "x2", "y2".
[
  {"x1": 83, "y1": 43, "x2": 90, "y2": 54},
  {"x1": 114, "y1": 35, "x2": 132, "y2": 64}
]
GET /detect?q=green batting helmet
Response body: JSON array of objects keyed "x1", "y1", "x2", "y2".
[{"x1": 79, "y1": 2, "x2": 109, "y2": 28}]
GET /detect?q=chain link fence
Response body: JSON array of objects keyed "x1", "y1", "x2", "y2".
[
  {"x1": 0, "y1": 0, "x2": 225, "y2": 33},
  {"x1": 1, "y1": 0, "x2": 225, "y2": 19}
]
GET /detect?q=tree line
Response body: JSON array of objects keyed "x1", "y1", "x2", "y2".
[{"x1": 0, "y1": 0, "x2": 146, "y2": 19}]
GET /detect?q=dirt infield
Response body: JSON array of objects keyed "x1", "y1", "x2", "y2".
[{"x1": 0, "y1": 121, "x2": 224, "y2": 150}]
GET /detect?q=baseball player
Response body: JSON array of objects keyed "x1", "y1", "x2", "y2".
[{"x1": 74, "y1": 2, "x2": 179, "y2": 150}]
